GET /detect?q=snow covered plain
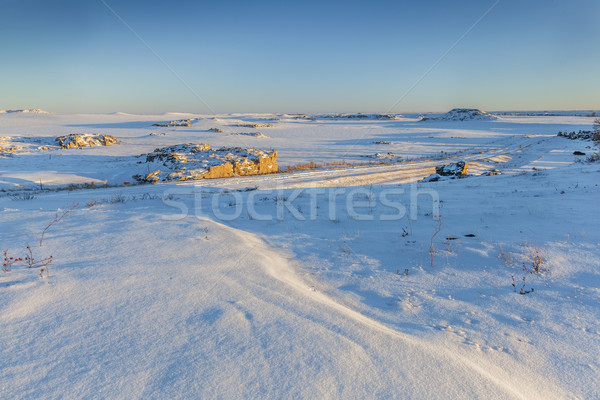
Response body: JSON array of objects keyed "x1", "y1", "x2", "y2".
[{"x1": 1, "y1": 111, "x2": 599, "y2": 399}]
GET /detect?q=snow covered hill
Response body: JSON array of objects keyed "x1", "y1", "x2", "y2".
[{"x1": 422, "y1": 108, "x2": 500, "y2": 121}]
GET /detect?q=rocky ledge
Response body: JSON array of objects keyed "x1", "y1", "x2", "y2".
[
  {"x1": 56, "y1": 134, "x2": 118, "y2": 149},
  {"x1": 134, "y1": 143, "x2": 278, "y2": 183}
]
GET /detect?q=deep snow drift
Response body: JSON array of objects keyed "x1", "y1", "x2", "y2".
[{"x1": 1, "y1": 111, "x2": 599, "y2": 399}]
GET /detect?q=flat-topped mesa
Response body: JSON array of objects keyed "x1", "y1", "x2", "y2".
[
  {"x1": 135, "y1": 143, "x2": 278, "y2": 183},
  {"x1": 56, "y1": 133, "x2": 118, "y2": 149},
  {"x1": 421, "y1": 108, "x2": 499, "y2": 121}
]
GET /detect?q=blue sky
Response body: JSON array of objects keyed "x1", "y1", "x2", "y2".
[{"x1": 1, "y1": 0, "x2": 599, "y2": 114}]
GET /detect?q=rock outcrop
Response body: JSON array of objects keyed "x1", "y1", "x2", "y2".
[
  {"x1": 0, "y1": 137, "x2": 22, "y2": 157},
  {"x1": 134, "y1": 143, "x2": 278, "y2": 183},
  {"x1": 56, "y1": 134, "x2": 118, "y2": 149},
  {"x1": 557, "y1": 130, "x2": 594, "y2": 140},
  {"x1": 435, "y1": 161, "x2": 468, "y2": 176},
  {"x1": 361, "y1": 152, "x2": 401, "y2": 162},
  {"x1": 152, "y1": 119, "x2": 193, "y2": 127},
  {"x1": 421, "y1": 109, "x2": 499, "y2": 121},
  {"x1": 421, "y1": 161, "x2": 470, "y2": 182}
]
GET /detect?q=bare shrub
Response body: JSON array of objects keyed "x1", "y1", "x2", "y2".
[
  {"x1": 9, "y1": 193, "x2": 36, "y2": 201},
  {"x1": 525, "y1": 246, "x2": 546, "y2": 274},
  {"x1": 40, "y1": 203, "x2": 78, "y2": 246},
  {"x1": 429, "y1": 218, "x2": 443, "y2": 267},
  {"x1": 3, "y1": 251, "x2": 22, "y2": 272},
  {"x1": 3, "y1": 204, "x2": 75, "y2": 279},
  {"x1": 25, "y1": 245, "x2": 53, "y2": 277},
  {"x1": 500, "y1": 244, "x2": 547, "y2": 294},
  {"x1": 593, "y1": 118, "x2": 600, "y2": 141},
  {"x1": 110, "y1": 193, "x2": 126, "y2": 204}
]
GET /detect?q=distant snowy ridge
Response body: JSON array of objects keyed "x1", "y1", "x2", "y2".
[
  {"x1": 314, "y1": 113, "x2": 404, "y2": 120},
  {"x1": 421, "y1": 108, "x2": 499, "y2": 121},
  {"x1": 0, "y1": 108, "x2": 50, "y2": 114}
]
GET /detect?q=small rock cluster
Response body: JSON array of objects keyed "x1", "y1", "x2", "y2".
[
  {"x1": 208, "y1": 128, "x2": 224, "y2": 133},
  {"x1": 557, "y1": 130, "x2": 594, "y2": 140},
  {"x1": 287, "y1": 114, "x2": 316, "y2": 121},
  {"x1": 435, "y1": 161, "x2": 469, "y2": 176},
  {"x1": 134, "y1": 143, "x2": 278, "y2": 183},
  {"x1": 56, "y1": 134, "x2": 118, "y2": 149},
  {"x1": 363, "y1": 152, "x2": 401, "y2": 161},
  {"x1": 152, "y1": 119, "x2": 193, "y2": 127},
  {"x1": 0, "y1": 137, "x2": 22, "y2": 157},
  {"x1": 422, "y1": 161, "x2": 471, "y2": 182},
  {"x1": 482, "y1": 169, "x2": 502, "y2": 176},
  {"x1": 236, "y1": 123, "x2": 275, "y2": 128}
]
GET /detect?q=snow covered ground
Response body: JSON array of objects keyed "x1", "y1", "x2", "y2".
[{"x1": 1, "y1": 111, "x2": 599, "y2": 398}]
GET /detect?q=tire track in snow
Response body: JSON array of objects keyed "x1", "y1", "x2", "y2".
[{"x1": 174, "y1": 135, "x2": 553, "y2": 191}]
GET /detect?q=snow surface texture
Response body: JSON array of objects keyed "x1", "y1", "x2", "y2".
[{"x1": 1, "y1": 111, "x2": 599, "y2": 398}]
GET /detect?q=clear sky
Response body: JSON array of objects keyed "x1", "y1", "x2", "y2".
[{"x1": 1, "y1": 0, "x2": 599, "y2": 114}]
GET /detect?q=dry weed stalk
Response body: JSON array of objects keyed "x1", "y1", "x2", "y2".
[
  {"x1": 429, "y1": 217, "x2": 443, "y2": 267},
  {"x1": 40, "y1": 203, "x2": 78, "y2": 246}
]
